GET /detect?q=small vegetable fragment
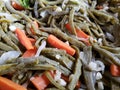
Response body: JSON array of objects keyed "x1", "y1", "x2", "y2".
[
  {"x1": 35, "y1": 40, "x2": 46, "y2": 57},
  {"x1": 19, "y1": 0, "x2": 30, "y2": 9},
  {"x1": 61, "y1": 75, "x2": 81, "y2": 88},
  {"x1": 30, "y1": 75, "x2": 50, "y2": 90},
  {"x1": 45, "y1": 71, "x2": 66, "y2": 90},
  {"x1": 22, "y1": 47, "x2": 37, "y2": 57},
  {"x1": 28, "y1": 38, "x2": 36, "y2": 44},
  {"x1": 30, "y1": 21, "x2": 39, "y2": 35},
  {"x1": 0, "y1": 51, "x2": 21, "y2": 64},
  {"x1": 75, "y1": 28, "x2": 89, "y2": 39},
  {"x1": 12, "y1": 1, "x2": 24, "y2": 10},
  {"x1": 15, "y1": 28, "x2": 34, "y2": 50},
  {"x1": 65, "y1": 23, "x2": 89, "y2": 38},
  {"x1": 47, "y1": 34, "x2": 76, "y2": 56},
  {"x1": 65, "y1": 23, "x2": 90, "y2": 46},
  {"x1": 30, "y1": 71, "x2": 54, "y2": 90},
  {"x1": 96, "y1": 5, "x2": 103, "y2": 10},
  {"x1": 0, "y1": 76, "x2": 27, "y2": 90},
  {"x1": 110, "y1": 64, "x2": 120, "y2": 76}
]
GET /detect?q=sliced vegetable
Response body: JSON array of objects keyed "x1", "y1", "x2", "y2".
[
  {"x1": 0, "y1": 13, "x2": 18, "y2": 22},
  {"x1": 65, "y1": 23, "x2": 91, "y2": 45},
  {"x1": 30, "y1": 75, "x2": 50, "y2": 90},
  {"x1": 45, "y1": 71, "x2": 66, "y2": 90},
  {"x1": 67, "y1": 46, "x2": 82, "y2": 90},
  {"x1": 12, "y1": 1, "x2": 24, "y2": 10},
  {"x1": 30, "y1": 21, "x2": 39, "y2": 35},
  {"x1": 0, "y1": 76, "x2": 27, "y2": 90},
  {"x1": 22, "y1": 47, "x2": 37, "y2": 57},
  {"x1": 75, "y1": 28, "x2": 90, "y2": 39},
  {"x1": 19, "y1": 0, "x2": 30, "y2": 9},
  {"x1": 0, "y1": 51, "x2": 21, "y2": 65},
  {"x1": 110, "y1": 64, "x2": 120, "y2": 76},
  {"x1": 61, "y1": 75, "x2": 81, "y2": 88},
  {"x1": 96, "y1": 5, "x2": 103, "y2": 10},
  {"x1": 30, "y1": 71, "x2": 54, "y2": 90},
  {"x1": 35, "y1": 40, "x2": 46, "y2": 57},
  {"x1": 65, "y1": 23, "x2": 89, "y2": 38},
  {"x1": 28, "y1": 38, "x2": 36, "y2": 44},
  {"x1": 15, "y1": 28, "x2": 34, "y2": 50},
  {"x1": 0, "y1": 42, "x2": 14, "y2": 51},
  {"x1": 47, "y1": 34, "x2": 76, "y2": 56}
]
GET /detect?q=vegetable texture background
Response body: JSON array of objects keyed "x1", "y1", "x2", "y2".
[{"x1": 0, "y1": 0, "x2": 120, "y2": 90}]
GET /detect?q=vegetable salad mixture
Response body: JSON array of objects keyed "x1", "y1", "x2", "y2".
[{"x1": 0, "y1": 0, "x2": 120, "y2": 90}]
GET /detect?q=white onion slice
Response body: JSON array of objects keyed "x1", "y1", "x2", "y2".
[
  {"x1": 0, "y1": 51, "x2": 21, "y2": 64},
  {"x1": 96, "y1": 72, "x2": 102, "y2": 80},
  {"x1": 98, "y1": 81, "x2": 104, "y2": 90},
  {"x1": 88, "y1": 61, "x2": 105, "y2": 72},
  {"x1": 35, "y1": 40, "x2": 46, "y2": 57},
  {"x1": 0, "y1": 13, "x2": 18, "y2": 22}
]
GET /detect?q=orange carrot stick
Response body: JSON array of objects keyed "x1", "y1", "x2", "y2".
[
  {"x1": 30, "y1": 21, "x2": 39, "y2": 35},
  {"x1": 47, "y1": 34, "x2": 76, "y2": 56},
  {"x1": 30, "y1": 75, "x2": 50, "y2": 90},
  {"x1": 12, "y1": 1, "x2": 24, "y2": 10},
  {"x1": 30, "y1": 71, "x2": 55, "y2": 90},
  {"x1": 0, "y1": 76, "x2": 27, "y2": 90},
  {"x1": 65, "y1": 23, "x2": 89, "y2": 39},
  {"x1": 65, "y1": 23, "x2": 72, "y2": 33},
  {"x1": 75, "y1": 28, "x2": 89, "y2": 39},
  {"x1": 15, "y1": 28, "x2": 34, "y2": 50},
  {"x1": 110, "y1": 64, "x2": 120, "y2": 76},
  {"x1": 22, "y1": 47, "x2": 37, "y2": 57},
  {"x1": 65, "y1": 23, "x2": 91, "y2": 46},
  {"x1": 28, "y1": 38, "x2": 36, "y2": 44}
]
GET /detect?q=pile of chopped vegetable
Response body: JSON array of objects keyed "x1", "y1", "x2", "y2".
[{"x1": 0, "y1": 0, "x2": 120, "y2": 90}]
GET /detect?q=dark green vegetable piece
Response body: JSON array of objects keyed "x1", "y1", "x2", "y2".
[
  {"x1": 19, "y1": 0, "x2": 30, "y2": 9},
  {"x1": 81, "y1": 47, "x2": 95, "y2": 90},
  {"x1": 67, "y1": 46, "x2": 82, "y2": 90}
]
